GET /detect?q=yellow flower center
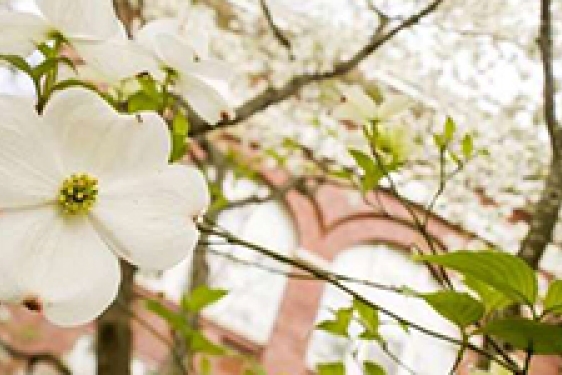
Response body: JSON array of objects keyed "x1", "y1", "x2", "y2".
[{"x1": 58, "y1": 173, "x2": 98, "y2": 215}]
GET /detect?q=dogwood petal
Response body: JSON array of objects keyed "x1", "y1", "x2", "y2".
[
  {"x1": 332, "y1": 102, "x2": 369, "y2": 125},
  {"x1": 0, "y1": 207, "x2": 120, "y2": 326},
  {"x1": 136, "y1": 19, "x2": 196, "y2": 65},
  {"x1": 0, "y1": 11, "x2": 49, "y2": 56},
  {"x1": 36, "y1": 218, "x2": 120, "y2": 327},
  {"x1": 0, "y1": 95, "x2": 61, "y2": 209},
  {"x1": 377, "y1": 95, "x2": 412, "y2": 122},
  {"x1": 339, "y1": 84, "x2": 378, "y2": 120},
  {"x1": 183, "y1": 60, "x2": 235, "y2": 83},
  {"x1": 179, "y1": 74, "x2": 234, "y2": 125},
  {"x1": 0, "y1": 207, "x2": 56, "y2": 304},
  {"x1": 73, "y1": 38, "x2": 160, "y2": 82},
  {"x1": 91, "y1": 165, "x2": 209, "y2": 270},
  {"x1": 42, "y1": 88, "x2": 170, "y2": 182},
  {"x1": 154, "y1": 33, "x2": 197, "y2": 72},
  {"x1": 36, "y1": 0, "x2": 121, "y2": 40}
]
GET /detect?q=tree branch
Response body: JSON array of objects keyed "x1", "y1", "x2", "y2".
[
  {"x1": 538, "y1": 0, "x2": 559, "y2": 157},
  {"x1": 96, "y1": 262, "x2": 135, "y2": 375},
  {"x1": 259, "y1": 0, "x2": 293, "y2": 57},
  {"x1": 517, "y1": 0, "x2": 561, "y2": 269},
  {"x1": 191, "y1": 0, "x2": 445, "y2": 135}
]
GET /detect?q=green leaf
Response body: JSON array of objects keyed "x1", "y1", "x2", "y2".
[
  {"x1": 170, "y1": 112, "x2": 190, "y2": 162},
  {"x1": 316, "y1": 307, "x2": 353, "y2": 337},
  {"x1": 137, "y1": 74, "x2": 161, "y2": 102},
  {"x1": 349, "y1": 149, "x2": 382, "y2": 191},
  {"x1": 50, "y1": 79, "x2": 99, "y2": 95},
  {"x1": 145, "y1": 300, "x2": 188, "y2": 333},
  {"x1": 544, "y1": 280, "x2": 562, "y2": 314},
  {"x1": 317, "y1": 362, "x2": 345, "y2": 375},
  {"x1": 32, "y1": 57, "x2": 76, "y2": 80},
  {"x1": 200, "y1": 357, "x2": 212, "y2": 375},
  {"x1": 0, "y1": 55, "x2": 34, "y2": 77},
  {"x1": 443, "y1": 117, "x2": 456, "y2": 143},
  {"x1": 421, "y1": 291, "x2": 484, "y2": 328},
  {"x1": 433, "y1": 134, "x2": 445, "y2": 148},
  {"x1": 353, "y1": 299, "x2": 379, "y2": 336},
  {"x1": 461, "y1": 133, "x2": 474, "y2": 159},
  {"x1": 416, "y1": 251, "x2": 538, "y2": 305},
  {"x1": 128, "y1": 92, "x2": 161, "y2": 113},
  {"x1": 189, "y1": 331, "x2": 226, "y2": 355},
  {"x1": 482, "y1": 318, "x2": 562, "y2": 354},
  {"x1": 181, "y1": 286, "x2": 228, "y2": 313},
  {"x1": 364, "y1": 362, "x2": 386, "y2": 375},
  {"x1": 463, "y1": 277, "x2": 512, "y2": 313}
]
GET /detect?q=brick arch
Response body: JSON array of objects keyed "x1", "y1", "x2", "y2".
[{"x1": 259, "y1": 178, "x2": 560, "y2": 375}]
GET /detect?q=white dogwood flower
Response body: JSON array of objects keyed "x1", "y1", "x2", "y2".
[
  {"x1": 0, "y1": 88, "x2": 209, "y2": 326},
  {"x1": 0, "y1": 0, "x2": 157, "y2": 81},
  {"x1": 333, "y1": 84, "x2": 411, "y2": 125},
  {"x1": 136, "y1": 17, "x2": 235, "y2": 125}
]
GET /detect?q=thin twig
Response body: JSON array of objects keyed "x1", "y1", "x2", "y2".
[
  {"x1": 258, "y1": 0, "x2": 293, "y2": 58},
  {"x1": 199, "y1": 222, "x2": 521, "y2": 373}
]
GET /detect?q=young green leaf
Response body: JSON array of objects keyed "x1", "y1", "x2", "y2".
[
  {"x1": 181, "y1": 286, "x2": 228, "y2": 313},
  {"x1": 33, "y1": 57, "x2": 76, "y2": 80},
  {"x1": 316, "y1": 307, "x2": 353, "y2": 337},
  {"x1": 137, "y1": 74, "x2": 161, "y2": 102},
  {"x1": 353, "y1": 299, "x2": 379, "y2": 336},
  {"x1": 128, "y1": 92, "x2": 161, "y2": 113},
  {"x1": 349, "y1": 149, "x2": 382, "y2": 191},
  {"x1": 544, "y1": 280, "x2": 562, "y2": 314},
  {"x1": 416, "y1": 251, "x2": 538, "y2": 305},
  {"x1": 145, "y1": 300, "x2": 188, "y2": 333},
  {"x1": 461, "y1": 133, "x2": 474, "y2": 159},
  {"x1": 317, "y1": 362, "x2": 345, "y2": 375},
  {"x1": 0, "y1": 55, "x2": 34, "y2": 77},
  {"x1": 364, "y1": 362, "x2": 386, "y2": 375},
  {"x1": 421, "y1": 291, "x2": 484, "y2": 328},
  {"x1": 482, "y1": 318, "x2": 562, "y2": 354},
  {"x1": 443, "y1": 117, "x2": 456, "y2": 143},
  {"x1": 189, "y1": 331, "x2": 226, "y2": 355},
  {"x1": 170, "y1": 112, "x2": 190, "y2": 162}
]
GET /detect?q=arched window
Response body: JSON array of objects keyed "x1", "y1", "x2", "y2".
[
  {"x1": 203, "y1": 200, "x2": 298, "y2": 345},
  {"x1": 307, "y1": 244, "x2": 457, "y2": 374}
]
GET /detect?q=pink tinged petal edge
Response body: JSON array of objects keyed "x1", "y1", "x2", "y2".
[{"x1": 0, "y1": 207, "x2": 120, "y2": 326}]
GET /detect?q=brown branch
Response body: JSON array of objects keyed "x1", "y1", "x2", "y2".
[
  {"x1": 258, "y1": 0, "x2": 293, "y2": 57},
  {"x1": 96, "y1": 262, "x2": 136, "y2": 375},
  {"x1": 0, "y1": 339, "x2": 71, "y2": 375},
  {"x1": 538, "y1": 0, "x2": 559, "y2": 157},
  {"x1": 191, "y1": 0, "x2": 445, "y2": 135},
  {"x1": 517, "y1": 0, "x2": 561, "y2": 269}
]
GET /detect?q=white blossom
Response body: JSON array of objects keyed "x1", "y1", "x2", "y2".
[
  {"x1": 0, "y1": 88, "x2": 209, "y2": 326},
  {"x1": 136, "y1": 17, "x2": 235, "y2": 125},
  {"x1": 0, "y1": 0, "x2": 157, "y2": 81},
  {"x1": 333, "y1": 84, "x2": 412, "y2": 125}
]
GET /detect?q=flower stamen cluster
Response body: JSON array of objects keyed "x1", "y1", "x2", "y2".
[{"x1": 58, "y1": 173, "x2": 98, "y2": 215}]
